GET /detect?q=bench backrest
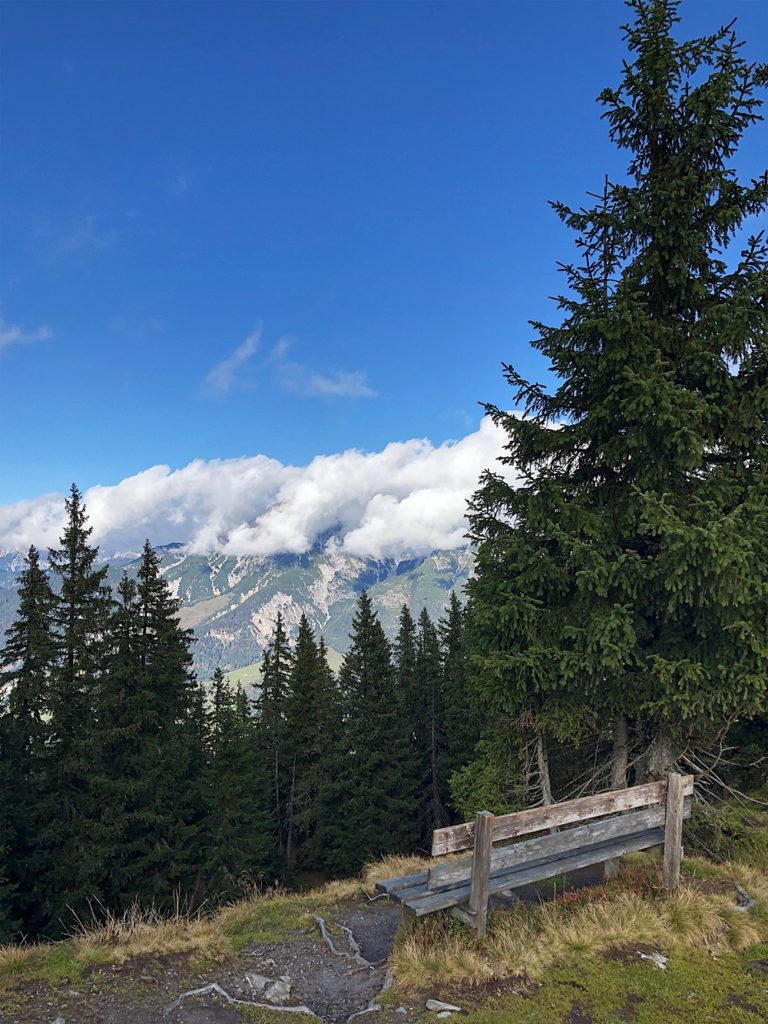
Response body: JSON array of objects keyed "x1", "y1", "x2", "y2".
[{"x1": 431, "y1": 776, "x2": 695, "y2": 855}]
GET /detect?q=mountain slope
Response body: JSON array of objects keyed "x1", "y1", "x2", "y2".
[{"x1": 0, "y1": 547, "x2": 473, "y2": 679}]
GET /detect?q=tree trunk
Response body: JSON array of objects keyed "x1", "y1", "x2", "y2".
[
  {"x1": 535, "y1": 726, "x2": 559, "y2": 835},
  {"x1": 285, "y1": 758, "x2": 296, "y2": 869},
  {"x1": 535, "y1": 726, "x2": 553, "y2": 806},
  {"x1": 646, "y1": 727, "x2": 678, "y2": 781},
  {"x1": 611, "y1": 715, "x2": 628, "y2": 790},
  {"x1": 604, "y1": 715, "x2": 629, "y2": 880}
]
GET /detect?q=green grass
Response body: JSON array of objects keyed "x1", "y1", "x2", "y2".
[{"x1": 457, "y1": 948, "x2": 768, "y2": 1023}]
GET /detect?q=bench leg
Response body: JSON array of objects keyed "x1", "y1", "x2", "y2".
[
  {"x1": 466, "y1": 811, "x2": 494, "y2": 937},
  {"x1": 663, "y1": 772, "x2": 685, "y2": 891}
]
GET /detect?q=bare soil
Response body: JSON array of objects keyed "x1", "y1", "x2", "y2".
[{"x1": 0, "y1": 900, "x2": 411, "y2": 1024}]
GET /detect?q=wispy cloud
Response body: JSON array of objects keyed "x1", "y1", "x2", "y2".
[
  {"x1": 0, "y1": 319, "x2": 53, "y2": 352},
  {"x1": 203, "y1": 327, "x2": 377, "y2": 400},
  {"x1": 58, "y1": 215, "x2": 115, "y2": 253},
  {"x1": 281, "y1": 364, "x2": 377, "y2": 398},
  {"x1": 170, "y1": 173, "x2": 191, "y2": 195},
  {"x1": 204, "y1": 329, "x2": 262, "y2": 394}
]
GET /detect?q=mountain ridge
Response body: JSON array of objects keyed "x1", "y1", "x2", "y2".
[{"x1": 0, "y1": 545, "x2": 474, "y2": 679}]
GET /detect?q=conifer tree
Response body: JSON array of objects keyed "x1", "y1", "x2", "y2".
[
  {"x1": 416, "y1": 608, "x2": 449, "y2": 838},
  {"x1": 96, "y1": 542, "x2": 203, "y2": 911},
  {"x1": 0, "y1": 713, "x2": 19, "y2": 942},
  {"x1": 468, "y1": 0, "x2": 768, "y2": 784},
  {"x1": 438, "y1": 592, "x2": 477, "y2": 792},
  {"x1": 308, "y1": 637, "x2": 348, "y2": 873},
  {"x1": 39, "y1": 485, "x2": 113, "y2": 931},
  {"x1": 0, "y1": 546, "x2": 56, "y2": 932},
  {"x1": 95, "y1": 571, "x2": 150, "y2": 910},
  {"x1": 257, "y1": 612, "x2": 293, "y2": 858},
  {"x1": 283, "y1": 615, "x2": 338, "y2": 870},
  {"x1": 202, "y1": 669, "x2": 273, "y2": 894},
  {"x1": 127, "y1": 541, "x2": 203, "y2": 904},
  {"x1": 332, "y1": 593, "x2": 419, "y2": 873}
]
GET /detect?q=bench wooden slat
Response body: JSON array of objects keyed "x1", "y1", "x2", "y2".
[
  {"x1": 406, "y1": 826, "x2": 665, "y2": 915},
  {"x1": 427, "y1": 800, "x2": 690, "y2": 889},
  {"x1": 374, "y1": 870, "x2": 428, "y2": 895},
  {"x1": 432, "y1": 777, "x2": 694, "y2": 855}
]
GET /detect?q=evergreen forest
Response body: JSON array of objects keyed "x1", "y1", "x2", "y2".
[{"x1": 2, "y1": 0, "x2": 768, "y2": 949}]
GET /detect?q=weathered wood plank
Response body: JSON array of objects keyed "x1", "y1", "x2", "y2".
[
  {"x1": 427, "y1": 801, "x2": 691, "y2": 889},
  {"x1": 409, "y1": 826, "x2": 665, "y2": 915},
  {"x1": 375, "y1": 870, "x2": 428, "y2": 894},
  {"x1": 431, "y1": 777, "x2": 694, "y2": 855},
  {"x1": 663, "y1": 772, "x2": 685, "y2": 891},
  {"x1": 467, "y1": 811, "x2": 493, "y2": 937}
]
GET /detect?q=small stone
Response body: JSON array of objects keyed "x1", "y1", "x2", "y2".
[
  {"x1": 437, "y1": 1013, "x2": 452, "y2": 1019},
  {"x1": 246, "y1": 973, "x2": 274, "y2": 993},
  {"x1": 637, "y1": 951, "x2": 668, "y2": 970},
  {"x1": 396, "y1": 1009, "x2": 407, "y2": 1015},
  {"x1": 265, "y1": 977, "x2": 293, "y2": 1005},
  {"x1": 426, "y1": 1000, "x2": 463, "y2": 1013},
  {"x1": 67, "y1": 990, "x2": 81, "y2": 998},
  {"x1": 53, "y1": 1018, "x2": 65, "y2": 1024},
  {"x1": 747, "y1": 960, "x2": 768, "y2": 975},
  {"x1": 139, "y1": 974, "x2": 158, "y2": 984}
]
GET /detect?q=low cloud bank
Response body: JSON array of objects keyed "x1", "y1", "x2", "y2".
[{"x1": 0, "y1": 417, "x2": 517, "y2": 561}]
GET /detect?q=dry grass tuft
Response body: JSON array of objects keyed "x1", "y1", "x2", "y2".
[
  {"x1": 362, "y1": 854, "x2": 431, "y2": 887},
  {"x1": 389, "y1": 859, "x2": 768, "y2": 992},
  {"x1": 70, "y1": 903, "x2": 229, "y2": 965}
]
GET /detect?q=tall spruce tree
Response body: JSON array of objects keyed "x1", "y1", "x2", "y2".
[
  {"x1": 256, "y1": 612, "x2": 293, "y2": 859},
  {"x1": 468, "y1": 0, "x2": 768, "y2": 787},
  {"x1": 39, "y1": 485, "x2": 113, "y2": 932},
  {"x1": 0, "y1": 713, "x2": 19, "y2": 942},
  {"x1": 128, "y1": 541, "x2": 203, "y2": 905},
  {"x1": 96, "y1": 542, "x2": 203, "y2": 911},
  {"x1": 332, "y1": 593, "x2": 419, "y2": 874},
  {"x1": 283, "y1": 616, "x2": 338, "y2": 871},
  {"x1": 416, "y1": 607, "x2": 450, "y2": 839},
  {"x1": 0, "y1": 546, "x2": 56, "y2": 933},
  {"x1": 201, "y1": 669, "x2": 274, "y2": 895},
  {"x1": 438, "y1": 592, "x2": 477, "y2": 795}
]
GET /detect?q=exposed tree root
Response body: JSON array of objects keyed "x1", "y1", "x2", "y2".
[
  {"x1": 162, "y1": 982, "x2": 318, "y2": 1017},
  {"x1": 314, "y1": 915, "x2": 375, "y2": 969}
]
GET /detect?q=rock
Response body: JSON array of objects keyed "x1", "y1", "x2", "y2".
[
  {"x1": 67, "y1": 990, "x2": 81, "y2": 998},
  {"x1": 396, "y1": 1009, "x2": 407, "y2": 1015},
  {"x1": 637, "y1": 951, "x2": 668, "y2": 970},
  {"x1": 52, "y1": 1018, "x2": 65, "y2": 1024},
  {"x1": 426, "y1": 1000, "x2": 463, "y2": 1013},
  {"x1": 245, "y1": 973, "x2": 274, "y2": 993},
  {"x1": 265, "y1": 976, "x2": 293, "y2": 1005},
  {"x1": 747, "y1": 960, "x2": 768, "y2": 976},
  {"x1": 437, "y1": 1013, "x2": 453, "y2": 1019}
]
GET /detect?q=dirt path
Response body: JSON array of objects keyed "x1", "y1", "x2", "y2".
[{"x1": 0, "y1": 900, "x2": 407, "y2": 1024}]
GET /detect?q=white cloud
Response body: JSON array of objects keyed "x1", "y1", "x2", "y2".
[
  {"x1": 204, "y1": 329, "x2": 262, "y2": 394},
  {"x1": 0, "y1": 319, "x2": 53, "y2": 351},
  {"x1": 203, "y1": 328, "x2": 377, "y2": 400},
  {"x1": 280, "y1": 364, "x2": 377, "y2": 398},
  {"x1": 0, "y1": 417, "x2": 518, "y2": 561}
]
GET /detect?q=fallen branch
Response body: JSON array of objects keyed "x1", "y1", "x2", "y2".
[{"x1": 162, "y1": 982, "x2": 318, "y2": 1017}]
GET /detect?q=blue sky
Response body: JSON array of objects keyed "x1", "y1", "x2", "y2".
[{"x1": 1, "y1": 0, "x2": 766, "y2": 506}]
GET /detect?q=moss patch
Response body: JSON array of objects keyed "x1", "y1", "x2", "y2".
[{"x1": 456, "y1": 948, "x2": 768, "y2": 1023}]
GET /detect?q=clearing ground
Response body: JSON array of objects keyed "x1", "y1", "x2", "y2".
[{"x1": 2, "y1": 854, "x2": 767, "y2": 1024}]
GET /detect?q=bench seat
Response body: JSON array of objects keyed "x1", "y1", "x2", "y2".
[{"x1": 378, "y1": 826, "x2": 664, "y2": 915}]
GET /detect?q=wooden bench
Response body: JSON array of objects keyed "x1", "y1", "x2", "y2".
[{"x1": 376, "y1": 773, "x2": 694, "y2": 936}]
